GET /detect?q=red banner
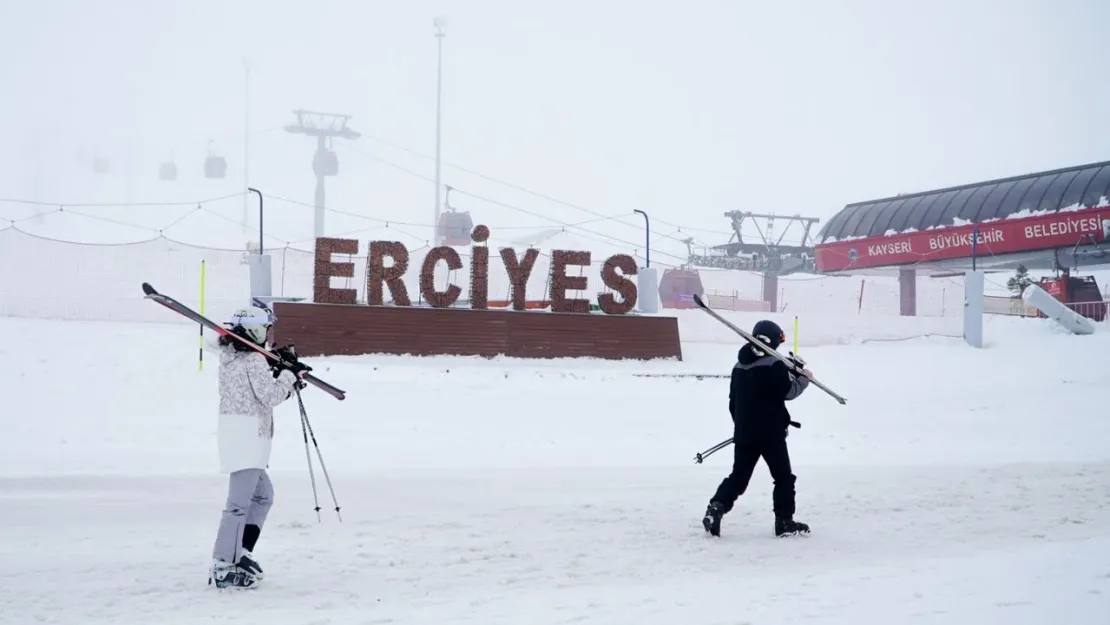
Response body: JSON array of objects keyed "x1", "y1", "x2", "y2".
[{"x1": 814, "y1": 208, "x2": 1110, "y2": 272}]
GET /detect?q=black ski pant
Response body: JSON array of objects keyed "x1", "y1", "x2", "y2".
[{"x1": 710, "y1": 437, "x2": 796, "y2": 519}]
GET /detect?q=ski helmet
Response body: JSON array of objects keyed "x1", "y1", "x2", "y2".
[
  {"x1": 228, "y1": 305, "x2": 275, "y2": 346},
  {"x1": 751, "y1": 319, "x2": 785, "y2": 349}
]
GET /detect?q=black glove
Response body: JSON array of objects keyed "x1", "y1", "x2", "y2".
[
  {"x1": 274, "y1": 344, "x2": 298, "y2": 364},
  {"x1": 786, "y1": 351, "x2": 806, "y2": 374},
  {"x1": 289, "y1": 360, "x2": 312, "y2": 376}
]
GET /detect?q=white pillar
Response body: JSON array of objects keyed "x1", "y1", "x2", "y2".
[
  {"x1": 963, "y1": 270, "x2": 984, "y2": 348},
  {"x1": 637, "y1": 266, "x2": 660, "y2": 314},
  {"x1": 248, "y1": 254, "x2": 273, "y2": 305}
]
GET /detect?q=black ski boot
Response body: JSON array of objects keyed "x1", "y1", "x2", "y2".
[
  {"x1": 702, "y1": 502, "x2": 725, "y2": 537},
  {"x1": 238, "y1": 524, "x2": 263, "y2": 579},
  {"x1": 237, "y1": 549, "x2": 263, "y2": 580},
  {"x1": 775, "y1": 517, "x2": 810, "y2": 537}
]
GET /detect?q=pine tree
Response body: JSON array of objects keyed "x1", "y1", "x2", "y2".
[{"x1": 1006, "y1": 264, "x2": 1034, "y2": 298}]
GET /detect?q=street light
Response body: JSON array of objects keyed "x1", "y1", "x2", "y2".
[{"x1": 633, "y1": 209, "x2": 651, "y2": 267}]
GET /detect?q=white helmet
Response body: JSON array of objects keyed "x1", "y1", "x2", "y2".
[{"x1": 227, "y1": 305, "x2": 275, "y2": 345}]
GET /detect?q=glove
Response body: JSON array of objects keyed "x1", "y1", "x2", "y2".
[
  {"x1": 274, "y1": 344, "x2": 298, "y2": 364},
  {"x1": 786, "y1": 351, "x2": 806, "y2": 374},
  {"x1": 270, "y1": 345, "x2": 295, "y2": 378},
  {"x1": 289, "y1": 360, "x2": 312, "y2": 377}
]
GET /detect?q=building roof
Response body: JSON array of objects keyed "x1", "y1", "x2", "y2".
[{"x1": 817, "y1": 159, "x2": 1110, "y2": 243}]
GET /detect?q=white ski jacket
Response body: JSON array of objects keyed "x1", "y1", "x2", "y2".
[{"x1": 217, "y1": 344, "x2": 298, "y2": 474}]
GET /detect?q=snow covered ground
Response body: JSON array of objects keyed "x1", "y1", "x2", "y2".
[{"x1": 2, "y1": 311, "x2": 1109, "y2": 624}]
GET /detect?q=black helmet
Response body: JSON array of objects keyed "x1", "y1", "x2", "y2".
[{"x1": 752, "y1": 319, "x2": 785, "y2": 349}]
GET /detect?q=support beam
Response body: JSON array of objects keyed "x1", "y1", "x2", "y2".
[
  {"x1": 899, "y1": 268, "x2": 917, "y2": 316},
  {"x1": 762, "y1": 273, "x2": 779, "y2": 312},
  {"x1": 284, "y1": 110, "x2": 361, "y2": 240}
]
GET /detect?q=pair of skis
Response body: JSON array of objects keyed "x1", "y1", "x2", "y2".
[
  {"x1": 691, "y1": 293, "x2": 847, "y2": 405},
  {"x1": 689, "y1": 294, "x2": 847, "y2": 465},
  {"x1": 141, "y1": 282, "x2": 346, "y2": 401}
]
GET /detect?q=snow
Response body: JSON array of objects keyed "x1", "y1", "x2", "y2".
[
  {"x1": 3, "y1": 311, "x2": 1110, "y2": 623},
  {"x1": 839, "y1": 202, "x2": 1110, "y2": 241}
]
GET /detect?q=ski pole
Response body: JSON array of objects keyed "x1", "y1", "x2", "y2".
[
  {"x1": 694, "y1": 420, "x2": 804, "y2": 464},
  {"x1": 297, "y1": 391, "x2": 322, "y2": 522},
  {"x1": 295, "y1": 388, "x2": 342, "y2": 522},
  {"x1": 695, "y1": 438, "x2": 733, "y2": 464}
]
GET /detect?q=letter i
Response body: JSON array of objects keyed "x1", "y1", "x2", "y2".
[{"x1": 470, "y1": 225, "x2": 490, "y2": 309}]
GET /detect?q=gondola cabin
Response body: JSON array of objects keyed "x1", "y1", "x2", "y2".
[
  {"x1": 204, "y1": 153, "x2": 227, "y2": 179},
  {"x1": 313, "y1": 149, "x2": 339, "y2": 177},
  {"x1": 159, "y1": 160, "x2": 177, "y2": 182},
  {"x1": 437, "y1": 211, "x2": 474, "y2": 246},
  {"x1": 659, "y1": 268, "x2": 704, "y2": 309}
]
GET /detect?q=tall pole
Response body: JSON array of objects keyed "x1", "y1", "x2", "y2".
[
  {"x1": 314, "y1": 136, "x2": 326, "y2": 238},
  {"x1": 284, "y1": 109, "x2": 360, "y2": 242},
  {"x1": 243, "y1": 58, "x2": 251, "y2": 241},
  {"x1": 248, "y1": 188, "x2": 264, "y2": 255},
  {"x1": 434, "y1": 17, "x2": 446, "y2": 245},
  {"x1": 633, "y1": 209, "x2": 651, "y2": 267}
]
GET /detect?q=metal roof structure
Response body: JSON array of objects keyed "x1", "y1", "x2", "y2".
[{"x1": 817, "y1": 160, "x2": 1110, "y2": 243}]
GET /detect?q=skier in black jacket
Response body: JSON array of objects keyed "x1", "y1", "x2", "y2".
[{"x1": 703, "y1": 319, "x2": 812, "y2": 538}]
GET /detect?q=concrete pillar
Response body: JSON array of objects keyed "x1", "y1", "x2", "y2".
[
  {"x1": 636, "y1": 266, "x2": 660, "y2": 314},
  {"x1": 762, "y1": 273, "x2": 779, "y2": 312},
  {"x1": 964, "y1": 270, "x2": 984, "y2": 348},
  {"x1": 247, "y1": 254, "x2": 272, "y2": 306},
  {"x1": 899, "y1": 268, "x2": 916, "y2": 316}
]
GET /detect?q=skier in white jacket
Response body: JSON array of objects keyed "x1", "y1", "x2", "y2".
[{"x1": 209, "y1": 305, "x2": 310, "y2": 589}]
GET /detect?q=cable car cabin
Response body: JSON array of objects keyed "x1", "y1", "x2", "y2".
[
  {"x1": 204, "y1": 154, "x2": 227, "y2": 179},
  {"x1": 1038, "y1": 275, "x2": 1106, "y2": 322},
  {"x1": 437, "y1": 212, "x2": 474, "y2": 246},
  {"x1": 313, "y1": 150, "x2": 339, "y2": 177},
  {"x1": 659, "y1": 268, "x2": 704, "y2": 309},
  {"x1": 159, "y1": 161, "x2": 177, "y2": 181}
]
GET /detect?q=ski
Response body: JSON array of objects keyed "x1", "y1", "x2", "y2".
[
  {"x1": 691, "y1": 293, "x2": 847, "y2": 405},
  {"x1": 141, "y1": 282, "x2": 347, "y2": 401}
]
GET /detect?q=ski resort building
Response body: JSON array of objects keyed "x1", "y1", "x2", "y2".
[{"x1": 813, "y1": 160, "x2": 1110, "y2": 315}]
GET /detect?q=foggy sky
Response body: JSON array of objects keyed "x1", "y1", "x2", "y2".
[{"x1": 2, "y1": 0, "x2": 1107, "y2": 263}]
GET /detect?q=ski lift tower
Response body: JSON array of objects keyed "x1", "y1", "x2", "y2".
[
  {"x1": 686, "y1": 211, "x2": 821, "y2": 311},
  {"x1": 284, "y1": 110, "x2": 361, "y2": 239}
]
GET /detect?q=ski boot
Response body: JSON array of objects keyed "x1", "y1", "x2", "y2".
[
  {"x1": 774, "y1": 517, "x2": 810, "y2": 537},
  {"x1": 702, "y1": 501, "x2": 725, "y2": 537},
  {"x1": 209, "y1": 560, "x2": 258, "y2": 589},
  {"x1": 237, "y1": 549, "x2": 263, "y2": 580}
]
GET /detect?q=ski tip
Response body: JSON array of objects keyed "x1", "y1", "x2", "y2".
[
  {"x1": 141, "y1": 282, "x2": 157, "y2": 296},
  {"x1": 692, "y1": 293, "x2": 706, "y2": 308}
]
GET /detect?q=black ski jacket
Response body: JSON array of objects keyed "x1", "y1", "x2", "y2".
[{"x1": 729, "y1": 343, "x2": 809, "y2": 442}]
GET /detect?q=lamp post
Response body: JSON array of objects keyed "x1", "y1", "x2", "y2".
[
  {"x1": 633, "y1": 209, "x2": 651, "y2": 267},
  {"x1": 243, "y1": 58, "x2": 251, "y2": 238}
]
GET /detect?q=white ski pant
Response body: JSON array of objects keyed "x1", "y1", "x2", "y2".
[{"x1": 212, "y1": 468, "x2": 273, "y2": 564}]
